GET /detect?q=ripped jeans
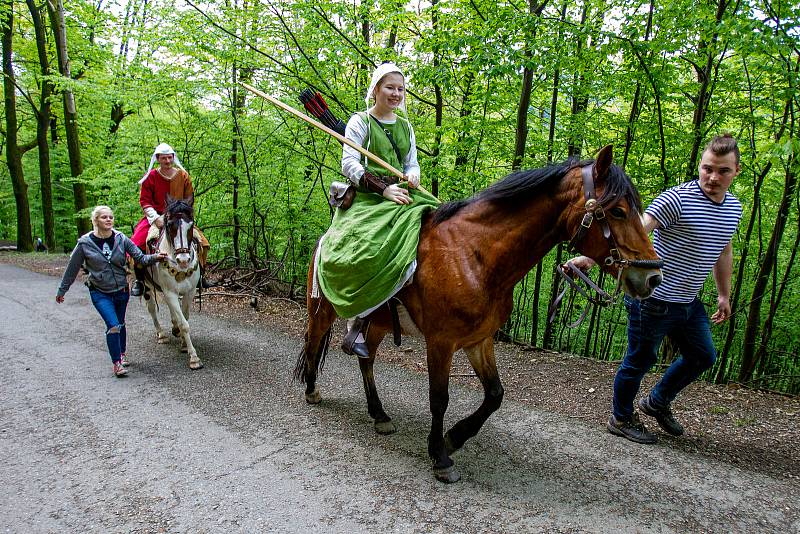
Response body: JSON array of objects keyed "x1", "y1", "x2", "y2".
[{"x1": 89, "y1": 289, "x2": 129, "y2": 364}]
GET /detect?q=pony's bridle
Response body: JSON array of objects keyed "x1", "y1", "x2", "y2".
[
  {"x1": 169, "y1": 216, "x2": 194, "y2": 256},
  {"x1": 550, "y1": 164, "x2": 664, "y2": 326},
  {"x1": 568, "y1": 164, "x2": 663, "y2": 270},
  {"x1": 157, "y1": 216, "x2": 197, "y2": 282}
]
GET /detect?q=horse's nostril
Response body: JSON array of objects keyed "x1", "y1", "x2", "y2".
[{"x1": 648, "y1": 274, "x2": 663, "y2": 289}]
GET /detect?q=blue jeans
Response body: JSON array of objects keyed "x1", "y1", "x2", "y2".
[
  {"x1": 613, "y1": 296, "x2": 716, "y2": 420},
  {"x1": 89, "y1": 289, "x2": 129, "y2": 364}
]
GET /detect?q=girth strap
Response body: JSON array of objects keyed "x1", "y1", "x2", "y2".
[{"x1": 389, "y1": 297, "x2": 402, "y2": 347}]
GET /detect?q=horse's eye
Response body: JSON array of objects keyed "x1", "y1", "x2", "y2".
[{"x1": 610, "y1": 207, "x2": 626, "y2": 219}]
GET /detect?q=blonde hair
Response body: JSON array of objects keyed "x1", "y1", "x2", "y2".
[{"x1": 90, "y1": 205, "x2": 114, "y2": 232}]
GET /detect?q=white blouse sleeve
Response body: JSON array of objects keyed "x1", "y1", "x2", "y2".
[
  {"x1": 341, "y1": 115, "x2": 368, "y2": 186},
  {"x1": 403, "y1": 122, "x2": 420, "y2": 178}
]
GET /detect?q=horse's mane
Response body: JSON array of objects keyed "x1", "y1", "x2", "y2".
[
  {"x1": 165, "y1": 198, "x2": 194, "y2": 220},
  {"x1": 431, "y1": 159, "x2": 642, "y2": 224}
]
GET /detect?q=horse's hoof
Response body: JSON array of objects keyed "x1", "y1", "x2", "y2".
[
  {"x1": 189, "y1": 361, "x2": 203, "y2": 370},
  {"x1": 181, "y1": 345, "x2": 188, "y2": 353},
  {"x1": 304, "y1": 387, "x2": 321, "y2": 404},
  {"x1": 157, "y1": 336, "x2": 169, "y2": 344},
  {"x1": 433, "y1": 465, "x2": 461, "y2": 484},
  {"x1": 374, "y1": 420, "x2": 397, "y2": 435},
  {"x1": 172, "y1": 326, "x2": 180, "y2": 337}
]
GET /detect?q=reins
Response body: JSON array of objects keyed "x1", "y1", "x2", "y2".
[{"x1": 551, "y1": 163, "x2": 664, "y2": 327}]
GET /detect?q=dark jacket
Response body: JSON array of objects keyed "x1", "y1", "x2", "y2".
[{"x1": 57, "y1": 230, "x2": 158, "y2": 297}]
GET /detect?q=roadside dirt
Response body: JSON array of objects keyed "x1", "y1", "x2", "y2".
[{"x1": 9, "y1": 251, "x2": 798, "y2": 482}]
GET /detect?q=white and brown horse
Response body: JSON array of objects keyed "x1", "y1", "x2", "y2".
[{"x1": 142, "y1": 196, "x2": 203, "y2": 369}]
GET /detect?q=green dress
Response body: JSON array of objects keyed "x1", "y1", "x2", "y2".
[{"x1": 317, "y1": 114, "x2": 439, "y2": 319}]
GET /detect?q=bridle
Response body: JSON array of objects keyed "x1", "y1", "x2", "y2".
[
  {"x1": 167, "y1": 214, "x2": 194, "y2": 256},
  {"x1": 568, "y1": 164, "x2": 663, "y2": 271},
  {"x1": 157, "y1": 213, "x2": 198, "y2": 282},
  {"x1": 550, "y1": 163, "x2": 663, "y2": 326}
]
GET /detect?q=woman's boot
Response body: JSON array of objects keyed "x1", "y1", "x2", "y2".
[
  {"x1": 131, "y1": 265, "x2": 146, "y2": 296},
  {"x1": 341, "y1": 317, "x2": 370, "y2": 358}
]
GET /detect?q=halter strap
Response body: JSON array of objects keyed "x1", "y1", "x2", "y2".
[{"x1": 555, "y1": 163, "x2": 664, "y2": 327}]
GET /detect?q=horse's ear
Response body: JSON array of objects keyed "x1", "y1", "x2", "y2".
[
  {"x1": 594, "y1": 145, "x2": 614, "y2": 182},
  {"x1": 185, "y1": 195, "x2": 194, "y2": 207},
  {"x1": 165, "y1": 193, "x2": 175, "y2": 206}
]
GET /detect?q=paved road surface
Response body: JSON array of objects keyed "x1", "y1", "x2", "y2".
[{"x1": 0, "y1": 265, "x2": 797, "y2": 533}]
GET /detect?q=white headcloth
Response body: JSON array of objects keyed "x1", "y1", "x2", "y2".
[
  {"x1": 139, "y1": 143, "x2": 186, "y2": 184},
  {"x1": 364, "y1": 62, "x2": 405, "y2": 112}
]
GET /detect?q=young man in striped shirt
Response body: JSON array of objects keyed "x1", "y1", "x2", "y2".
[{"x1": 572, "y1": 135, "x2": 742, "y2": 444}]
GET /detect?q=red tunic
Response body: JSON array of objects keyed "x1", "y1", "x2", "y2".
[{"x1": 131, "y1": 169, "x2": 194, "y2": 249}]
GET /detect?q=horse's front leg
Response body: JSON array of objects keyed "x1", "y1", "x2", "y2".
[
  {"x1": 145, "y1": 288, "x2": 169, "y2": 343},
  {"x1": 164, "y1": 290, "x2": 202, "y2": 370},
  {"x1": 359, "y1": 326, "x2": 395, "y2": 435},
  {"x1": 444, "y1": 336, "x2": 504, "y2": 455},
  {"x1": 426, "y1": 340, "x2": 459, "y2": 483}
]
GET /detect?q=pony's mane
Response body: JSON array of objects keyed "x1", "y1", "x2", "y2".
[
  {"x1": 431, "y1": 159, "x2": 642, "y2": 224},
  {"x1": 165, "y1": 198, "x2": 194, "y2": 220}
]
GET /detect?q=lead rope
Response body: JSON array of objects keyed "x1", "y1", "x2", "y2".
[{"x1": 548, "y1": 262, "x2": 625, "y2": 328}]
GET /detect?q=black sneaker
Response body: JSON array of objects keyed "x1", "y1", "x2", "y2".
[
  {"x1": 638, "y1": 395, "x2": 684, "y2": 436},
  {"x1": 199, "y1": 277, "x2": 217, "y2": 289},
  {"x1": 607, "y1": 413, "x2": 657, "y2": 444},
  {"x1": 131, "y1": 280, "x2": 144, "y2": 297}
]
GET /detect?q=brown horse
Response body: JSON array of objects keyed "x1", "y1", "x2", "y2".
[{"x1": 295, "y1": 145, "x2": 662, "y2": 483}]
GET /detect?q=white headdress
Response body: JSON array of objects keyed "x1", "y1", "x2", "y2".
[
  {"x1": 139, "y1": 143, "x2": 186, "y2": 184},
  {"x1": 365, "y1": 62, "x2": 405, "y2": 111}
]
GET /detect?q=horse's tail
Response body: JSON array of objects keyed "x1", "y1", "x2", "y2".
[
  {"x1": 292, "y1": 325, "x2": 332, "y2": 384},
  {"x1": 293, "y1": 240, "x2": 336, "y2": 384}
]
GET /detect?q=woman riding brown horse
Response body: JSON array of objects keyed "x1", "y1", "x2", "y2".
[{"x1": 295, "y1": 145, "x2": 662, "y2": 483}]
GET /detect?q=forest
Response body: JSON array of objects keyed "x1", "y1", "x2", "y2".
[{"x1": 0, "y1": 0, "x2": 798, "y2": 393}]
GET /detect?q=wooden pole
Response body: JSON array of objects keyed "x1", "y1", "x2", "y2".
[{"x1": 240, "y1": 82, "x2": 437, "y2": 199}]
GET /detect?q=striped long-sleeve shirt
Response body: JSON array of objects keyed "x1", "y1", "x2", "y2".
[{"x1": 647, "y1": 180, "x2": 742, "y2": 303}]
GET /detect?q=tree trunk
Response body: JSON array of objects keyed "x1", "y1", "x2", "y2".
[
  {"x1": 685, "y1": 0, "x2": 734, "y2": 181},
  {"x1": 429, "y1": 0, "x2": 443, "y2": 198},
  {"x1": 566, "y1": 3, "x2": 590, "y2": 159},
  {"x1": 26, "y1": 0, "x2": 56, "y2": 250},
  {"x1": 544, "y1": 1, "x2": 588, "y2": 348},
  {"x1": 452, "y1": 71, "x2": 475, "y2": 171},
  {"x1": 48, "y1": 0, "x2": 90, "y2": 236},
  {"x1": 2, "y1": 0, "x2": 33, "y2": 251},
  {"x1": 231, "y1": 66, "x2": 243, "y2": 266},
  {"x1": 533, "y1": 0, "x2": 567, "y2": 346},
  {"x1": 715, "y1": 97, "x2": 791, "y2": 383},
  {"x1": 621, "y1": 0, "x2": 654, "y2": 169},
  {"x1": 739, "y1": 154, "x2": 797, "y2": 382}
]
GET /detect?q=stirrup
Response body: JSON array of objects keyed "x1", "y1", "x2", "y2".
[{"x1": 341, "y1": 317, "x2": 370, "y2": 359}]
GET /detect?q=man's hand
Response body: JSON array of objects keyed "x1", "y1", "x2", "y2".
[
  {"x1": 711, "y1": 295, "x2": 732, "y2": 324},
  {"x1": 383, "y1": 184, "x2": 412, "y2": 205},
  {"x1": 154, "y1": 216, "x2": 164, "y2": 229},
  {"x1": 564, "y1": 256, "x2": 596, "y2": 273}
]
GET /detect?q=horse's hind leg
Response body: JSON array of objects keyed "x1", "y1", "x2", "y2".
[
  {"x1": 359, "y1": 326, "x2": 395, "y2": 435},
  {"x1": 145, "y1": 290, "x2": 169, "y2": 343},
  {"x1": 426, "y1": 340, "x2": 459, "y2": 483},
  {"x1": 294, "y1": 292, "x2": 336, "y2": 404},
  {"x1": 444, "y1": 336, "x2": 504, "y2": 455}
]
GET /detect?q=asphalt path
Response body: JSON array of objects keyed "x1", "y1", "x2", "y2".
[{"x1": 1, "y1": 264, "x2": 797, "y2": 533}]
